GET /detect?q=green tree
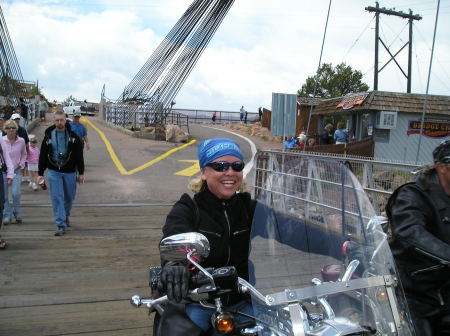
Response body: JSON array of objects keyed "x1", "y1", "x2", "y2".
[
  {"x1": 298, "y1": 62, "x2": 369, "y2": 98},
  {"x1": 29, "y1": 84, "x2": 47, "y2": 101},
  {"x1": 63, "y1": 95, "x2": 76, "y2": 105}
]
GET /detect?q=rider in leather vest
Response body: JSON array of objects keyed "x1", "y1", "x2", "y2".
[{"x1": 387, "y1": 139, "x2": 450, "y2": 336}]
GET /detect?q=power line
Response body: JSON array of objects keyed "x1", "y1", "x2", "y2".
[
  {"x1": 341, "y1": 16, "x2": 374, "y2": 63},
  {"x1": 413, "y1": 23, "x2": 450, "y2": 92},
  {"x1": 304, "y1": 0, "x2": 333, "y2": 148},
  {"x1": 365, "y1": 2, "x2": 422, "y2": 92},
  {"x1": 380, "y1": 16, "x2": 409, "y2": 46},
  {"x1": 413, "y1": 42, "x2": 425, "y2": 92}
]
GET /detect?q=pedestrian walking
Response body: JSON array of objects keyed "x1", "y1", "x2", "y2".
[
  {"x1": 69, "y1": 111, "x2": 91, "y2": 150},
  {"x1": 39, "y1": 100, "x2": 49, "y2": 121},
  {"x1": 3, "y1": 119, "x2": 27, "y2": 225},
  {"x1": 10, "y1": 113, "x2": 30, "y2": 183},
  {"x1": 38, "y1": 111, "x2": 85, "y2": 236},
  {"x1": 211, "y1": 111, "x2": 217, "y2": 123},
  {"x1": 0, "y1": 132, "x2": 14, "y2": 249},
  {"x1": 10, "y1": 113, "x2": 28, "y2": 141},
  {"x1": 258, "y1": 107, "x2": 262, "y2": 121},
  {"x1": 18, "y1": 98, "x2": 28, "y2": 127},
  {"x1": 239, "y1": 106, "x2": 245, "y2": 122},
  {"x1": 27, "y1": 136, "x2": 40, "y2": 191}
]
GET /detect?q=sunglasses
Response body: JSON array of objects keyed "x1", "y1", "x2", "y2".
[
  {"x1": 205, "y1": 161, "x2": 245, "y2": 172},
  {"x1": 5, "y1": 127, "x2": 16, "y2": 130}
]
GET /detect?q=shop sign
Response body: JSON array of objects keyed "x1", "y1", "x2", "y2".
[
  {"x1": 336, "y1": 92, "x2": 369, "y2": 110},
  {"x1": 407, "y1": 119, "x2": 450, "y2": 138}
]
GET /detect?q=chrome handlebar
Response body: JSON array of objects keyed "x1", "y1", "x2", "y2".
[{"x1": 130, "y1": 285, "x2": 214, "y2": 310}]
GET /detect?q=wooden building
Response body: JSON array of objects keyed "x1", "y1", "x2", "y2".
[
  {"x1": 296, "y1": 97, "x2": 321, "y2": 136},
  {"x1": 311, "y1": 91, "x2": 450, "y2": 163}
]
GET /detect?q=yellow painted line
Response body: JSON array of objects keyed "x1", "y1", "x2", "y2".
[
  {"x1": 175, "y1": 160, "x2": 200, "y2": 176},
  {"x1": 84, "y1": 118, "x2": 197, "y2": 175}
]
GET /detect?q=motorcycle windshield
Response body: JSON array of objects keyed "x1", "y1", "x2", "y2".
[{"x1": 248, "y1": 154, "x2": 414, "y2": 335}]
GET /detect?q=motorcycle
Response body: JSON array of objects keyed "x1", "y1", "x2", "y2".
[{"x1": 131, "y1": 154, "x2": 415, "y2": 335}]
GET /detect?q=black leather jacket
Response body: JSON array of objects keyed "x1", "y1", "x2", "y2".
[
  {"x1": 38, "y1": 122, "x2": 84, "y2": 176},
  {"x1": 386, "y1": 169, "x2": 450, "y2": 310},
  {"x1": 163, "y1": 188, "x2": 257, "y2": 284}
]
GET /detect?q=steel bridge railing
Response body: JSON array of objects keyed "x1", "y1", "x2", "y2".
[
  {"x1": 102, "y1": 102, "x2": 189, "y2": 133},
  {"x1": 252, "y1": 149, "x2": 425, "y2": 216}
]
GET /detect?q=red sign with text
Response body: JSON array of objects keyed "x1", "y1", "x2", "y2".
[{"x1": 407, "y1": 120, "x2": 450, "y2": 138}]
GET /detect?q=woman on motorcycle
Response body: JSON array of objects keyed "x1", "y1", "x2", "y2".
[
  {"x1": 158, "y1": 137, "x2": 366, "y2": 335},
  {"x1": 159, "y1": 137, "x2": 256, "y2": 335}
]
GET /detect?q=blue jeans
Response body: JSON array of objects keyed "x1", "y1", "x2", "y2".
[
  {"x1": 186, "y1": 300, "x2": 253, "y2": 332},
  {"x1": 47, "y1": 170, "x2": 77, "y2": 228},
  {"x1": 3, "y1": 169, "x2": 21, "y2": 220},
  {"x1": 0, "y1": 173, "x2": 4, "y2": 228}
]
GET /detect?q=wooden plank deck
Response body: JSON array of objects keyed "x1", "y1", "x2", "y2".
[{"x1": 0, "y1": 205, "x2": 170, "y2": 336}]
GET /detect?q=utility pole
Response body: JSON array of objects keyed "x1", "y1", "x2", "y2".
[{"x1": 365, "y1": 2, "x2": 422, "y2": 93}]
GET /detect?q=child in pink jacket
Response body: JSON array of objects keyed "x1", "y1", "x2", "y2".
[{"x1": 27, "y1": 137, "x2": 40, "y2": 191}]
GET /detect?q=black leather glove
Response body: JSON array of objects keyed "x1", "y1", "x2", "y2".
[{"x1": 159, "y1": 262, "x2": 190, "y2": 303}]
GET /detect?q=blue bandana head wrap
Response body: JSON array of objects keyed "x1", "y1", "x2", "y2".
[{"x1": 198, "y1": 138, "x2": 244, "y2": 169}]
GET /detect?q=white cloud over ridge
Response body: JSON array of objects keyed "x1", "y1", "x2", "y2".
[{"x1": 2, "y1": 0, "x2": 449, "y2": 112}]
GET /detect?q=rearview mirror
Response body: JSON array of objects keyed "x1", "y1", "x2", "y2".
[{"x1": 159, "y1": 232, "x2": 210, "y2": 262}]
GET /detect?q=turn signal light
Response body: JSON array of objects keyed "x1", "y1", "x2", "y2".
[
  {"x1": 215, "y1": 313, "x2": 234, "y2": 333},
  {"x1": 376, "y1": 289, "x2": 388, "y2": 301}
]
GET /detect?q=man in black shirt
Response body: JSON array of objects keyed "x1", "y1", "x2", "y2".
[{"x1": 38, "y1": 111, "x2": 84, "y2": 236}]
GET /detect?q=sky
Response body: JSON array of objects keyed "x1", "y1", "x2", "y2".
[{"x1": 1, "y1": 0, "x2": 449, "y2": 112}]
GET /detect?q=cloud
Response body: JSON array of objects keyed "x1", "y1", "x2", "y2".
[
  {"x1": 3, "y1": 2, "x2": 160, "y2": 102},
  {"x1": 1, "y1": 0, "x2": 449, "y2": 111}
]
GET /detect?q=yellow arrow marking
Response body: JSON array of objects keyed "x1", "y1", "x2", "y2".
[
  {"x1": 175, "y1": 160, "x2": 200, "y2": 176},
  {"x1": 84, "y1": 118, "x2": 197, "y2": 175}
]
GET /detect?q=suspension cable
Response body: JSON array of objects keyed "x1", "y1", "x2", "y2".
[
  {"x1": 117, "y1": 0, "x2": 235, "y2": 127},
  {"x1": 415, "y1": 0, "x2": 440, "y2": 164},
  {"x1": 304, "y1": 0, "x2": 332, "y2": 150}
]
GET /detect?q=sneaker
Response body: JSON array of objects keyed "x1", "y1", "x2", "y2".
[
  {"x1": 3, "y1": 217, "x2": 11, "y2": 226},
  {"x1": 15, "y1": 216, "x2": 22, "y2": 224},
  {"x1": 54, "y1": 227, "x2": 65, "y2": 236},
  {"x1": 32, "y1": 182, "x2": 38, "y2": 191},
  {"x1": 28, "y1": 181, "x2": 33, "y2": 189},
  {"x1": 66, "y1": 217, "x2": 70, "y2": 227}
]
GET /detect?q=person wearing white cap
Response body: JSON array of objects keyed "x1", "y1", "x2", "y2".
[
  {"x1": 297, "y1": 132, "x2": 307, "y2": 148},
  {"x1": 10, "y1": 113, "x2": 30, "y2": 146}
]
